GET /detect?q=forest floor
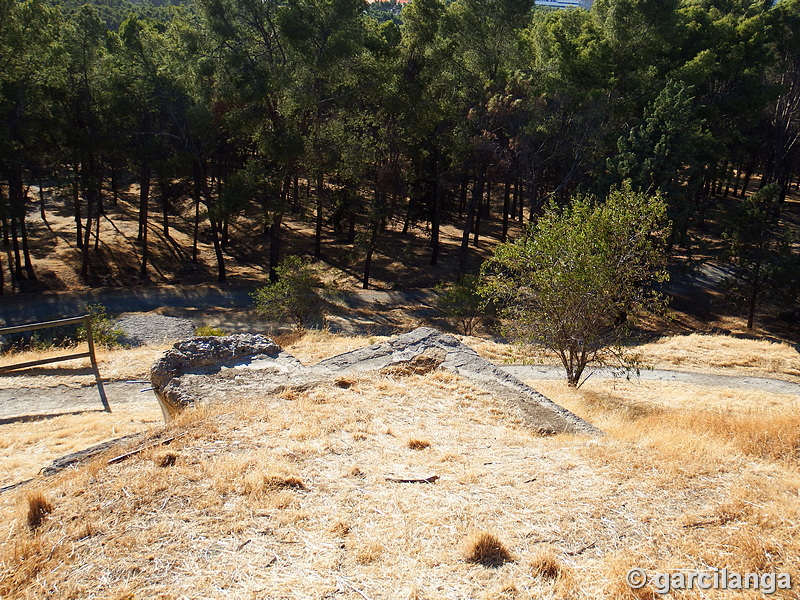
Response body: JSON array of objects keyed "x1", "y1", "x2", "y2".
[{"x1": 2, "y1": 174, "x2": 799, "y2": 340}]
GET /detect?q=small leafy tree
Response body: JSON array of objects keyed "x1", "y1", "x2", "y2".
[
  {"x1": 436, "y1": 275, "x2": 484, "y2": 336},
  {"x1": 480, "y1": 184, "x2": 670, "y2": 386},
  {"x1": 252, "y1": 256, "x2": 325, "y2": 331}
]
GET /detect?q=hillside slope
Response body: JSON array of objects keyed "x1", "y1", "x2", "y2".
[{"x1": 2, "y1": 357, "x2": 799, "y2": 599}]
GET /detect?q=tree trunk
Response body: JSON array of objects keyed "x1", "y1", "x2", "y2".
[
  {"x1": 501, "y1": 178, "x2": 511, "y2": 242},
  {"x1": 363, "y1": 184, "x2": 385, "y2": 290},
  {"x1": 162, "y1": 194, "x2": 170, "y2": 238},
  {"x1": 715, "y1": 161, "x2": 727, "y2": 195},
  {"x1": 458, "y1": 167, "x2": 484, "y2": 276},
  {"x1": 402, "y1": 197, "x2": 412, "y2": 235},
  {"x1": 363, "y1": 217, "x2": 381, "y2": 290},
  {"x1": 472, "y1": 202, "x2": 481, "y2": 247},
  {"x1": 192, "y1": 162, "x2": 201, "y2": 264},
  {"x1": 1, "y1": 188, "x2": 9, "y2": 246},
  {"x1": 38, "y1": 175, "x2": 46, "y2": 222},
  {"x1": 430, "y1": 158, "x2": 442, "y2": 266},
  {"x1": 94, "y1": 204, "x2": 100, "y2": 252},
  {"x1": 110, "y1": 162, "x2": 119, "y2": 206},
  {"x1": 269, "y1": 211, "x2": 283, "y2": 282},
  {"x1": 80, "y1": 161, "x2": 95, "y2": 281},
  {"x1": 459, "y1": 172, "x2": 468, "y2": 218},
  {"x1": 139, "y1": 161, "x2": 150, "y2": 278},
  {"x1": 197, "y1": 162, "x2": 226, "y2": 283},
  {"x1": 9, "y1": 213, "x2": 22, "y2": 286},
  {"x1": 9, "y1": 165, "x2": 35, "y2": 281},
  {"x1": 315, "y1": 171, "x2": 323, "y2": 258},
  {"x1": 73, "y1": 166, "x2": 83, "y2": 249},
  {"x1": 510, "y1": 179, "x2": 518, "y2": 219},
  {"x1": 210, "y1": 219, "x2": 226, "y2": 283},
  {"x1": 731, "y1": 160, "x2": 743, "y2": 197},
  {"x1": 138, "y1": 161, "x2": 150, "y2": 243},
  {"x1": 741, "y1": 162, "x2": 755, "y2": 197}
]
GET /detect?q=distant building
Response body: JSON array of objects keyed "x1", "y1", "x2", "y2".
[{"x1": 537, "y1": 0, "x2": 593, "y2": 9}]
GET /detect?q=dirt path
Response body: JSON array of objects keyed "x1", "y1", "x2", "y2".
[
  {"x1": 500, "y1": 365, "x2": 800, "y2": 396},
  {"x1": 0, "y1": 283, "x2": 258, "y2": 327},
  {"x1": 0, "y1": 381, "x2": 156, "y2": 423},
  {"x1": 0, "y1": 284, "x2": 441, "y2": 336}
]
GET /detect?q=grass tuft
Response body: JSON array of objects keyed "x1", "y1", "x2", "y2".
[
  {"x1": 264, "y1": 475, "x2": 306, "y2": 490},
  {"x1": 465, "y1": 531, "x2": 513, "y2": 567},
  {"x1": 26, "y1": 492, "x2": 53, "y2": 531},
  {"x1": 530, "y1": 547, "x2": 566, "y2": 580},
  {"x1": 407, "y1": 438, "x2": 431, "y2": 450},
  {"x1": 154, "y1": 451, "x2": 179, "y2": 468}
]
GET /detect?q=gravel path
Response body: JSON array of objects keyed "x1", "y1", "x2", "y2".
[
  {"x1": 0, "y1": 381, "x2": 156, "y2": 423},
  {"x1": 500, "y1": 365, "x2": 800, "y2": 396},
  {"x1": 115, "y1": 313, "x2": 196, "y2": 347}
]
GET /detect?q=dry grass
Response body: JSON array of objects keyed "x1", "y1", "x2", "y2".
[
  {"x1": 465, "y1": 532, "x2": 515, "y2": 567},
  {"x1": 462, "y1": 332, "x2": 800, "y2": 382},
  {"x1": 529, "y1": 547, "x2": 565, "y2": 580},
  {"x1": 0, "y1": 402, "x2": 162, "y2": 488},
  {"x1": 25, "y1": 492, "x2": 52, "y2": 531},
  {"x1": 530, "y1": 378, "x2": 800, "y2": 464},
  {"x1": 1, "y1": 333, "x2": 800, "y2": 598},
  {"x1": 634, "y1": 333, "x2": 800, "y2": 380},
  {"x1": 277, "y1": 329, "x2": 390, "y2": 365},
  {"x1": 407, "y1": 438, "x2": 432, "y2": 450}
]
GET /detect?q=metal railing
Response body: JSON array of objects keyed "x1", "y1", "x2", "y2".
[{"x1": 0, "y1": 315, "x2": 111, "y2": 412}]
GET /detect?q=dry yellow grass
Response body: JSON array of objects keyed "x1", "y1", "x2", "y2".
[
  {"x1": 0, "y1": 363, "x2": 798, "y2": 598},
  {"x1": 638, "y1": 333, "x2": 800, "y2": 379},
  {"x1": 0, "y1": 342, "x2": 171, "y2": 389},
  {"x1": 1, "y1": 332, "x2": 800, "y2": 598},
  {"x1": 462, "y1": 332, "x2": 800, "y2": 381},
  {"x1": 276, "y1": 328, "x2": 390, "y2": 364},
  {"x1": 0, "y1": 404, "x2": 162, "y2": 488},
  {"x1": 25, "y1": 492, "x2": 52, "y2": 531},
  {"x1": 465, "y1": 531, "x2": 515, "y2": 567}
]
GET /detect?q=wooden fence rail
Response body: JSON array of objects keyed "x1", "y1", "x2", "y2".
[{"x1": 0, "y1": 315, "x2": 111, "y2": 412}]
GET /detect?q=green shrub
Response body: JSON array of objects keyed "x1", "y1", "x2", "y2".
[
  {"x1": 251, "y1": 256, "x2": 325, "y2": 331},
  {"x1": 436, "y1": 275, "x2": 484, "y2": 336},
  {"x1": 77, "y1": 304, "x2": 124, "y2": 348},
  {"x1": 195, "y1": 325, "x2": 226, "y2": 337}
]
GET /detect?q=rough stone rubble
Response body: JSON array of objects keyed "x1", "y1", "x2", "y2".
[{"x1": 150, "y1": 327, "x2": 602, "y2": 436}]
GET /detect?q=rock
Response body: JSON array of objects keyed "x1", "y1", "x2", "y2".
[
  {"x1": 150, "y1": 334, "x2": 281, "y2": 420},
  {"x1": 149, "y1": 327, "x2": 602, "y2": 437},
  {"x1": 319, "y1": 327, "x2": 602, "y2": 436},
  {"x1": 380, "y1": 346, "x2": 446, "y2": 377}
]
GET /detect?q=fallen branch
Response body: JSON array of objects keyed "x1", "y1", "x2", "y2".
[
  {"x1": 564, "y1": 541, "x2": 596, "y2": 556},
  {"x1": 107, "y1": 433, "x2": 187, "y2": 465},
  {"x1": 384, "y1": 474, "x2": 439, "y2": 484}
]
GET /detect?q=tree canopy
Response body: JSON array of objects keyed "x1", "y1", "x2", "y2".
[{"x1": 0, "y1": 0, "x2": 797, "y2": 330}]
